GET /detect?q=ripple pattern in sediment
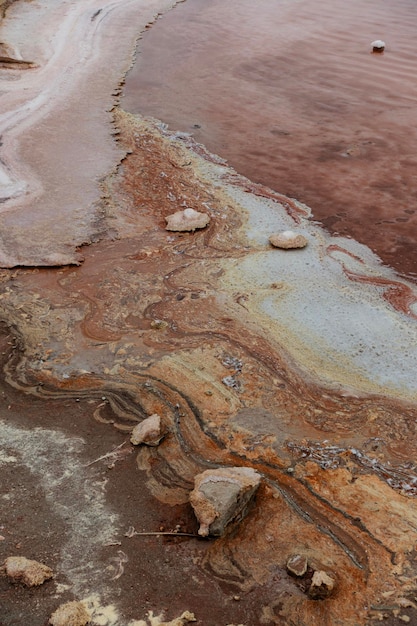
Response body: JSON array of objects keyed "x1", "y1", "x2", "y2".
[{"x1": 123, "y1": 0, "x2": 417, "y2": 277}]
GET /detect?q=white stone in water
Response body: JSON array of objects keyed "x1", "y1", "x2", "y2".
[
  {"x1": 4, "y1": 556, "x2": 53, "y2": 587},
  {"x1": 165, "y1": 208, "x2": 210, "y2": 232},
  {"x1": 130, "y1": 413, "x2": 164, "y2": 446},
  {"x1": 371, "y1": 40, "x2": 385, "y2": 52},
  {"x1": 269, "y1": 231, "x2": 308, "y2": 249},
  {"x1": 190, "y1": 467, "x2": 261, "y2": 537}
]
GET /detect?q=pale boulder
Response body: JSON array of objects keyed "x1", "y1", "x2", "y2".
[
  {"x1": 130, "y1": 413, "x2": 164, "y2": 446},
  {"x1": 4, "y1": 556, "x2": 53, "y2": 587},
  {"x1": 269, "y1": 231, "x2": 308, "y2": 249},
  {"x1": 190, "y1": 467, "x2": 261, "y2": 537},
  {"x1": 49, "y1": 601, "x2": 90, "y2": 626}
]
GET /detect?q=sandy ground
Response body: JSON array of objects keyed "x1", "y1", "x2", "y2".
[{"x1": 1, "y1": 1, "x2": 417, "y2": 625}]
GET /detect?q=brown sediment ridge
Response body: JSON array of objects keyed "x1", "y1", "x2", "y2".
[{"x1": 2, "y1": 1, "x2": 417, "y2": 625}]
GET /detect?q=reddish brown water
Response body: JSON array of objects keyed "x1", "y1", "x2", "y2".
[{"x1": 123, "y1": 0, "x2": 417, "y2": 279}]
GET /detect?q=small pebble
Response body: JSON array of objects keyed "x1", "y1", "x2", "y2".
[
  {"x1": 308, "y1": 569, "x2": 336, "y2": 599},
  {"x1": 150, "y1": 319, "x2": 168, "y2": 330},
  {"x1": 371, "y1": 40, "x2": 385, "y2": 53},
  {"x1": 286, "y1": 554, "x2": 308, "y2": 577}
]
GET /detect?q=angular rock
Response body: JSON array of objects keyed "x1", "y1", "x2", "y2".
[
  {"x1": 189, "y1": 467, "x2": 261, "y2": 537},
  {"x1": 130, "y1": 413, "x2": 164, "y2": 446},
  {"x1": 165, "y1": 208, "x2": 210, "y2": 232},
  {"x1": 308, "y1": 569, "x2": 336, "y2": 600},
  {"x1": 269, "y1": 231, "x2": 308, "y2": 249},
  {"x1": 286, "y1": 554, "x2": 308, "y2": 577},
  {"x1": 4, "y1": 556, "x2": 53, "y2": 587},
  {"x1": 49, "y1": 601, "x2": 90, "y2": 626}
]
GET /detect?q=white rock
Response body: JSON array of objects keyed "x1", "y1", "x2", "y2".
[
  {"x1": 190, "y1": 467, "x2": 261, "y2": 537},
  {"x1": 371, "y1": 40, "x2": 385, "y2": 52},
  {"x1": 165, "y1": 208, "x2": 210, "y2": 232},
  {"x1": 130, "y1": 413, "x2": 164, "y2": 446},
  {"x1": 269, "y1": 231, "x2": 308, "y2": 249}
]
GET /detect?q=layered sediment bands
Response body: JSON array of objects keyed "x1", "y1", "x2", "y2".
[
  {"x1": 0, "y1": 0, "x2": 179, "y2": 266},
  {"x1": 2, "y1": 111, "x2": 417, "y2": 623}
]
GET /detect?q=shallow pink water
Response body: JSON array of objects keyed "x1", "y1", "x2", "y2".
[{"x1": 123, "y1": 0, "x2": 417, "y2": 278}]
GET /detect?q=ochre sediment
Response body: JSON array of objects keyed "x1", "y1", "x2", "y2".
[
  {"x1": 1, "y1": 110, "x2": 417, "y2": 624},
  {"x1": 2, "y1": 2, "x2": 417, "y2": 625}
]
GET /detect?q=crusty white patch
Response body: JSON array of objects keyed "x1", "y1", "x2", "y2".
[{"x1": 0, "y1": 421, "x2": 119, "y2": 596}]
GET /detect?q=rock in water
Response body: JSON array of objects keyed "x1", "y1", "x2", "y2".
[
  {"x1": 130, "y1": 413, "x2": 164, "y2": 446},
  {"x1": 269, "y1": 231, "x2": 308, "y2": 249},
  {"x1": 4, "y1": 556, "x2": 53, "y2": 587},
  {"x1": 189, "y1": 467, "x2": 261, "y2": 537},
  {"x1": 165, "y1": 208, "x2": 210, "y2": 232},
  {"x1": 371, "y1": 39, "x2": 385, "y2": 53},
  {"x1": 49, "y1": 601, "x2": 90, "y2": 626}
]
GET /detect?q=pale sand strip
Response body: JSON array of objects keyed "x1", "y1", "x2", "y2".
[{"x1": 0, "y1": 0, "x2": 178, "y2": 266}]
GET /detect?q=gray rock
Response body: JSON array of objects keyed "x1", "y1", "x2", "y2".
[{"x1": 189, "y1": 467, "x2": 261, "y2": 537}]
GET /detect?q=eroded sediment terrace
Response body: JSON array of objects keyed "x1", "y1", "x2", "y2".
[{"x1": 1, "y1": 1, "x2": 417, "y2": 625}]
